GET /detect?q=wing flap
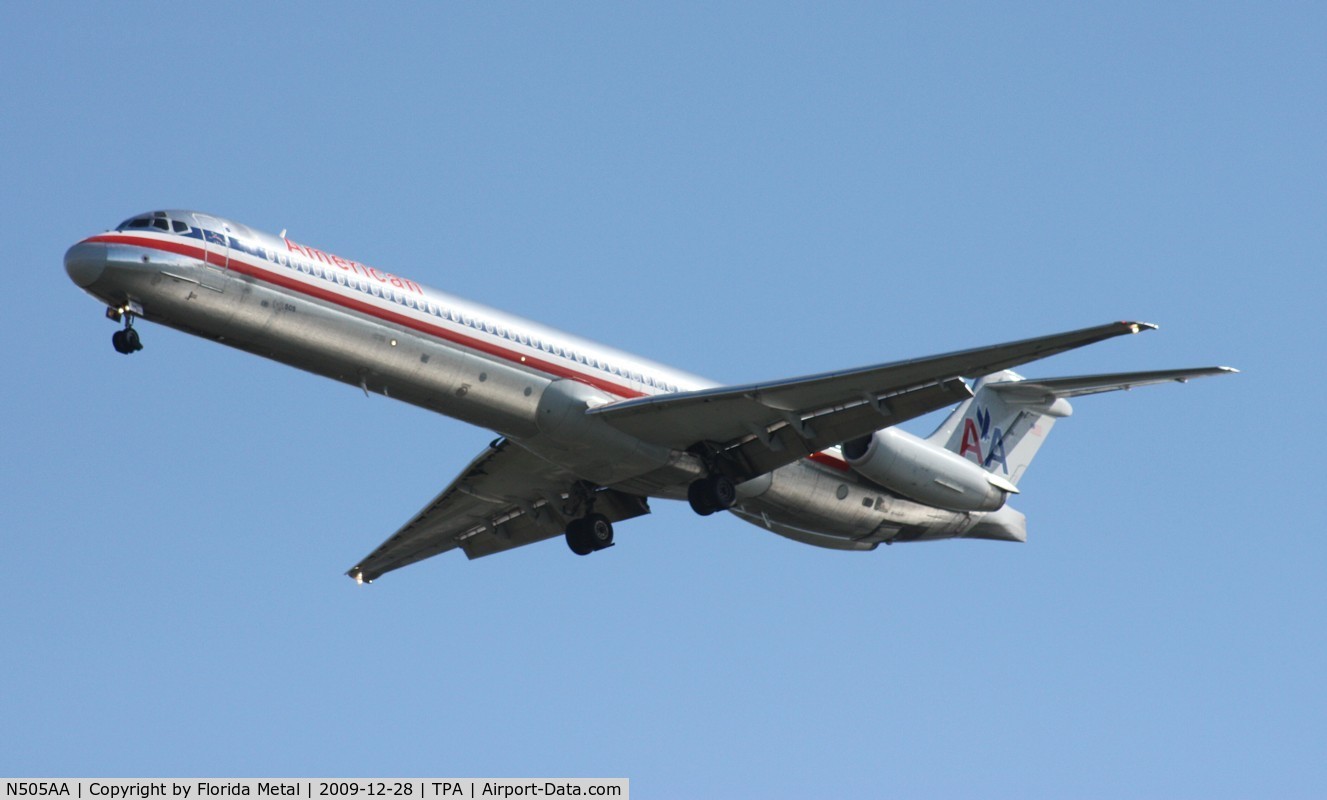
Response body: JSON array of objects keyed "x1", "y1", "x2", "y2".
[
  {"x1": 460, "y1": 488, "x2": 650, "y2": 560},
  {"x1": 728, "y1": 378, "x2": 972, "y2": 476}
]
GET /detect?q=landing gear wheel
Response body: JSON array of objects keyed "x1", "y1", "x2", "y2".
[
  {"x1": 565, "y1": 519, "x2": 595, "y2": 556},
  {"x1": 111, "y1": 321, "x2": 143, "y2": 354},
  {"x1": 688, "y1": 481, "x2": 716, "y2": 516},
  {"x1": 709, "y1": 474, "x2": 736, "y2": 509},
  {"x1": 585, "y1": 513, "x2": 614, "y2": 551},
  {"x1": 565, "y1": 514, "x2": 615, "y2": 555},
  {"x1": 688, "y1": 474, "x2": 736, "y2": 516}
]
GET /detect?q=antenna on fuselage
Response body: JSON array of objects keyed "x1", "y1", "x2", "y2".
[{"x1": 279, "y1": 228, "x2": 287, "y2": 239}]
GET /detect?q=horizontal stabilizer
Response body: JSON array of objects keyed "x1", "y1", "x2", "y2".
[
  {"x1": 987, "y1": 366, "x2": 1238, "y2": 402},
  {"x1": 929, "y1": 364, "x2": 1236, "y2": 487}
]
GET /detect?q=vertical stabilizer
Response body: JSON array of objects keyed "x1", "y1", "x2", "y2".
[
  {"x1": 924, "y1": 365, "x2": 1235, "y2": 486},
  {"x1": 926, "y1": 371, "x2": 1072, "y2": 486}
]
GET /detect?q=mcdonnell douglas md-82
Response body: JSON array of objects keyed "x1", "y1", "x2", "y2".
[{"x1": 65, "y1": 210, "x2": 1234, "y2": 582}]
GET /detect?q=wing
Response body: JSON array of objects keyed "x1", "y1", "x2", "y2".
[
  {"x1": 590, "y1": 321, "x2": 1159, "y2": 479},
  {"x1": 347, "y1": 439, "x2": 648, "y2": 582}
]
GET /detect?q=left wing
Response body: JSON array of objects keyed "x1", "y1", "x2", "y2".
[{"x1": 347, "y1": 439, "x2": 648, "y2": 583}]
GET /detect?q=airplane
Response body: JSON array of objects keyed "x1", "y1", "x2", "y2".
[{"x1": 65, "y1": 210, "x2": 1235, "y2": 582}]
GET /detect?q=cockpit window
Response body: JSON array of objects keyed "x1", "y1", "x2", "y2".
[{"x1": 116, "y1": 212, "x2": 193, "y2": 235}]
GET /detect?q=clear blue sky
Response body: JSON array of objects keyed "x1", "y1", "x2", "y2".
[{"x1": 3, "y1": 3, "x2": 1323, "y2": 796}]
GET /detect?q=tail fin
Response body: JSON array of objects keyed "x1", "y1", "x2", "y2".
[
  {"x1": 928, "y1": 366, "x2": 1237, "y2": 486},
  {"x1": 927, "y1": 371, "x2": 1067, "y2": 486}
]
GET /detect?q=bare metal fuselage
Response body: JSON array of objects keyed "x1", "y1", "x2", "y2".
[{"x1": 66, "y1": 210, "x2": 1008, "y2": 556}]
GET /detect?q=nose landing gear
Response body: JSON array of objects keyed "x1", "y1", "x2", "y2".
[{"x1": 110, "y1": 310, "x2": 143, "y2": 354}]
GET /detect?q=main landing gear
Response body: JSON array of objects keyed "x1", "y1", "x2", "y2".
[
  {"x1": 565, "y1": 513, "x2": 614, "y2": 556},
  {"x1": 110, "y1": 314, "x2": 143, "y2": 355},
  {"x1": 688, "y1": 474, "x2": 736, "y2": 516}
]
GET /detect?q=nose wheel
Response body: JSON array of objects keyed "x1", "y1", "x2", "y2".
[
  {"x1": 565, "y1": 513, "x2": 614, "y2": 556},
  {"x1": 111, "y1": 315, "x2": 143, "y2": 354}
]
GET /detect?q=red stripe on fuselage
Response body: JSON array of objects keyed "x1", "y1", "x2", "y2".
[
  {"x1": 87, "y1": 232, "x2": 855, "y2": 473},
  {"x1": 88, "y1": 232, "x2": 648, "y2": 400},
  {"x1": 808, "y1": 451, "x2": 850, "y2": 471}
]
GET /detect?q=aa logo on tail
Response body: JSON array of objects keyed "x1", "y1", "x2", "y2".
[{"x1": 958, "y1": 406, "x2": 1009, "y2": 473}]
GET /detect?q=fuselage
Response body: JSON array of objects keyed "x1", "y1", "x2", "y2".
[{"x1": 66, "y1": 210, "x2": 1005, "y2": 550}]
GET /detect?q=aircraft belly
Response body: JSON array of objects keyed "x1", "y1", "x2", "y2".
[
  {"x1": 127, "y1": 264, "x2": 547, "y2": 439},
  {"x1": 223, "y1": 277, "x2": 547, "y2": 438}
]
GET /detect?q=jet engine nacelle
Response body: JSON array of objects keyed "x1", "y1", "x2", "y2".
[{"x1": 841, "y1": 427, "x2": 1015, "y2": 512}]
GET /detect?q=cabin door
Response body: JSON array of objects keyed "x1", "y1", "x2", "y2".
[{"x1": 191, "y1": 213, "x2": 230, "y2": 293}]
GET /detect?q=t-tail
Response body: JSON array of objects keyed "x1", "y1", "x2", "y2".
[{"x1": 929, "y1": 366, "x2": 1238, "y2": 486}]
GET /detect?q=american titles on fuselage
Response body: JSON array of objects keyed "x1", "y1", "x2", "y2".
[{"x1": 109, "y1": 211, "x2": 683, "y2": 395}]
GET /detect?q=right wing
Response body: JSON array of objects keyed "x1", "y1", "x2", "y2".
[{"x1": 590, "y1": 321, "x2": 1159, "y2": 479}]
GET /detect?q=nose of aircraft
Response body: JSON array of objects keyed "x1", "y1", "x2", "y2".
[{"x1": 65, "y1": 241, "x2": 107, "y2": 287}]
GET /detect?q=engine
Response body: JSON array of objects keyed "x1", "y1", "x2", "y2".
[{"x1": 841, "y1": 427, "x2": 1015, "y2": 512}]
